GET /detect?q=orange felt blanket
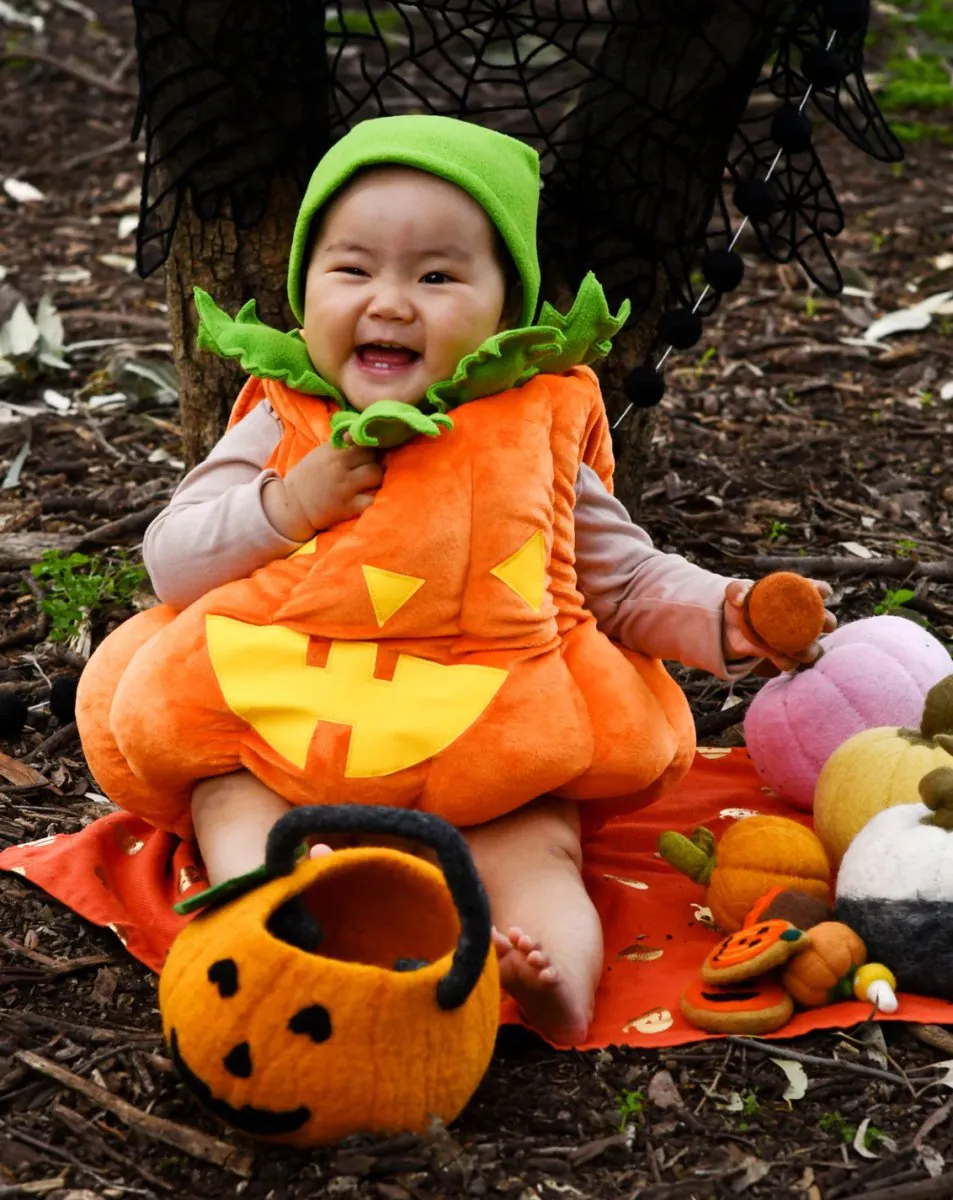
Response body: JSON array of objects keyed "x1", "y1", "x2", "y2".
[{"x1": 1, "y1": 747, "x2": 948, "y2": 1048}]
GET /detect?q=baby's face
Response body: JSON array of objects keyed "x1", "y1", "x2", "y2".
[{"x1": 302, "y1": 167, "x2": 510, "y2": 412}]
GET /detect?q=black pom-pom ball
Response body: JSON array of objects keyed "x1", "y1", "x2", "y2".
[
  {"x1": 659, "y1": 308, "x2": 703, "y2": 350},
  {"x1": 822, "y1": 0, "x2": 869, "y2": 33},
  {"x1": 801, "y1": 48, "x2": 847, "y2": 89},
  {"x1": 623, "y1": 365, "x2": 666, "y2": 410},
  {"x1": 771, "y1": 105, "x2": 813, "y2": 154},
  {"x1": 702, "y1": 249, "x2": 745, "y2": 293},
  {"x1": 49, "y1": 675, "x2": 79, "y2": 724},
  {"x1": 732, "y1": 179, "x2": 780, "y2": 221},
  {"x1": 0, "y1": 694, "x2": 28, "y2": 741}
]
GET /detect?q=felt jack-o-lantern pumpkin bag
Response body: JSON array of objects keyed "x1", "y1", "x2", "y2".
[{"x1": 159, "y1": 805, "x2": 500, "y2": 1147}]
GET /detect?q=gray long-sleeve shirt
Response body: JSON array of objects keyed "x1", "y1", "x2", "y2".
[{"x1": 143, "y1": 400, "x2": 753, "y2": 680}]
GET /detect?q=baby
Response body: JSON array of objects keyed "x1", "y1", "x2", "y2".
[{"x1": 92, "y1": 116, "x2": 833, "y2": 1045}]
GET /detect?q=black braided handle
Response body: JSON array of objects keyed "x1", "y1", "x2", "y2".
[{"x1": 265, "y1": 805, "x2": 492, "y2": 1011}]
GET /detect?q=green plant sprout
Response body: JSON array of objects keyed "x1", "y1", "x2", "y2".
[
  {"x1": 819, "y1": 1111, "x2": 855, "y2": 1142},
  {"x1": 896, "y1": 538, "x2": 918, "y2": 557},
  {"x1": 768, "y1": 520, "x2": 789, "y2": 542},
  {"x1": 616, "y1": 1088, "x2": 646, "y2": 1130},
  {"x1": 873, "y1": 587, "x2": 916, "y2": 617},
  {"x1": 695, "y1": 346, "x2": 718, "y2": 375},
  {"x1": 804, "y1": 294, "x2": 817, "y2": 318},
  {"x1": 29, "y1": 549, "x2": 147, "y2": 642}
]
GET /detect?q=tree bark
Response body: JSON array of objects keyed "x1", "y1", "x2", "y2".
[{"x1": 165, "y1": 175, "x2": 302, "y2": 467}]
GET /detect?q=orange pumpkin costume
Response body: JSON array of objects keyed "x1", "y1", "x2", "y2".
[{"x1": 77, "y1": 366, "x2": 694, "y2": 838}]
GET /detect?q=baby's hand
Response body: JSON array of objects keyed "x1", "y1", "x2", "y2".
[
  {"x1": 722, "y1": 579, "x2": 836, "y2": 672},
  {"x1": 263, "y1": 440, "x2": 383, "y2": 541}
]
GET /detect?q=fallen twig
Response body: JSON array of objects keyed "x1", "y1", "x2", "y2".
[
  {"x1": 913, "y1": 1091, "x2": 953, "y2": 1148},
  {"x1": 733, "y1": 556, "x2": 953, "y2": 582},
  {"x1": 0, "y1": 1177, "x2": 68, "y2": 1197},
  {"x1": 0, "y1": 49, "x2": 136, "y2": 97},
  {"x1": 694, "y1": 700, "x2": 749, "y2": 738},
  {"x1": 725, "y1": 1036, "x2": 911, "y2": 1090},
  {"x1": 15, "y1": 1049, "x2": 254, "y2": 1177},
  {"x1": 841, "y1": 1172, "x2": 953, "y2": 1200},
  {"x1": 29, "y1": 720, "x2": 79, "y2": 762}
]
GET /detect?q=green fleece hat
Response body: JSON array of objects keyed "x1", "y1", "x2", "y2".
[{"x1": 286, "y1": 115, "x2": 541, "y2": 328}]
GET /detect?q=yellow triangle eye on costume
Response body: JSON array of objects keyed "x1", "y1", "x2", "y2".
[
  {"x1": 361, "y1": 565, "x2": 425, "y2": 627},
  {"x1": 490, "y1": 531, "x2": 547, "y2": 612},
  {"x1": 206, "y1": 616, "x2": 506, "y2": 777}
]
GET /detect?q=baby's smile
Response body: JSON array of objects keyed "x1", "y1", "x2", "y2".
[{"x1": 354, "y1": 341, "x2": 422, "y2": 376}]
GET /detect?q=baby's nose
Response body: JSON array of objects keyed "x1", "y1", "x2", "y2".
[{"x1": 367, "y1": 284, "x2": 413, "y2": 321}]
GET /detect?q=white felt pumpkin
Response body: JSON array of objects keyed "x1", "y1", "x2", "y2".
[
  {"x1": 744, "y1": 616, "x2": 953, "y2": 812},
  {"x1": 835, "y1": 767, "x2": 953, "y2": 999}
]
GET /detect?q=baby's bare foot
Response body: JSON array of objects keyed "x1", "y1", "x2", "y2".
[{"x1": 493, "y1": 925, "x2": 592, "y2": 1046}]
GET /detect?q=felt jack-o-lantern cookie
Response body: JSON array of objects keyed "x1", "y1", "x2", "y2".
[
  {"x1": 680, "y1": 975, "x2": 793, "y2": 1035},
  {"x1": 159, "y1": 806, "x2": 499, "y2": 1147},
  {"x1": 702, "y1": 919, "x2": 808, "y2": 984}
]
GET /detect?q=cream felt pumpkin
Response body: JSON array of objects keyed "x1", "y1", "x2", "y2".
[
  {"x1": 813, "y1": 675, "x2": 953, "y2": 866},
  {"x1": 159, "y1": 806, "x2": 499, "y2": 1147},
  {"x1": 835, "y1": 768, "x2": 953, "y2": 999}
]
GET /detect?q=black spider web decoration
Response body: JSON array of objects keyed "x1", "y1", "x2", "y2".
[{"x1": 131, "y1": 0, "x2": 902, "y2": 346}]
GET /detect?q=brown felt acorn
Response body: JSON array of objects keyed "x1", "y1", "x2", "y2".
[
  {"x1": 742, "y1": 571, "x2": 826, "y2": 658},
  {"x1": 743, "y1": 886, "x2": 833, "y2": 931}
]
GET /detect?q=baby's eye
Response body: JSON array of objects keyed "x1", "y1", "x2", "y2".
[
  {"x1": 420, "y1": 271, "x2": 453, "y2": 285},
  {"x1": 332, "y1": 265, "x2": 368, "y2": 277}
]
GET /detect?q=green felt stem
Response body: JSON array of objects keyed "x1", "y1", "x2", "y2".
[
  {"x1": 658, "y1": 830, "x2": 715, "y2": 885},
  {"x1": 329, "y1": 402, "x2": 454, "y2": 449},
  {"x1": 921, "y1": 675, "x2": 953, "y2": 740},
  {"x1": 919, "y1": 767, "x2": 953, "y2": 831}
]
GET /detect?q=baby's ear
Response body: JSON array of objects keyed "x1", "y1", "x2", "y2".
[{"x1": 498, "y1": 283, "x2": 524, "y2": 332}]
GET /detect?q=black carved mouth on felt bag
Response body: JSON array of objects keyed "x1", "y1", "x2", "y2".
[{"x1": 169, "y1": 1029, "x2": 311, "y2": 1137}]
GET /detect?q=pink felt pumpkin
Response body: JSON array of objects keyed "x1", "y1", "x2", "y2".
[{"x1": 744, "y1": 615, "x2": 953, "y2": 812}]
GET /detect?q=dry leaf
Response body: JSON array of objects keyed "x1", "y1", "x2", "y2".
[
  {"x1": 602, "y1": 873, "x2": 648, "y2": 890},
  {"x1": 0, "y1": 751, "x2": 47, "y2": 788},
  {"x1": 770, "y1": 1058, "x2": 808, "y2": 1102},
  {"x1": 3, "y1": 178, "x2": 45, "y2": 204},
  {"x1": 91, "y1": 966, "x2": 118, "y2": 1006},
  {"x1": 731, "y1": 1154, "x2": 771, "y2": 1191},
  {"x1": 918, "y1": 1146, "x2": 945, "y2": 1178},
  {"x1": 647, "y1": 1069, "x2": 683, "y2": 1110},
  {"x1": 617, "y1": 945, "x2": 664, "y2": 962}
]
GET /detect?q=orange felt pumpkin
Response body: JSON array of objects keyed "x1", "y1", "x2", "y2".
[
  {"x1": 743, "y1": 572, "x2": 826, "y2": 657},
  {"x1": 159, "y1": 806, "x2": 499, "y2": 1146},
  {"x1": 780, "y1": 920, "x2": 867, "y2": 1008},
  {"x1": 659, "y1": 817, "x2": 831, "y2": 932},
  {"x1": 78, "y1": 371, "x2": 695, "y2": 839},
  {"x1": 680, "y1": 975, "x2": 793, "y2": 1034}
]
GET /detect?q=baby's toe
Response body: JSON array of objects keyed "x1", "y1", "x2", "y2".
[{"x1": 526, "y1": 948, "x2": 551, "y2": 970}]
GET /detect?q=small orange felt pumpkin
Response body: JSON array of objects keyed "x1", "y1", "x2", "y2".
[
  {"x1": 743, "y1": 572, "x2": 826, "y2": 657},
  {"x1": 159, "y1": 806, "x2": 499, "y2": 1146},
  {"x1": 659, "y1": 817, "x2": 831, "y2": 932},
  {"x1": 680, "y1": 975, "x2": 793, "y2": 1035},
  {"x1": 780, "y1": 920, "x2": 867, "y2": 1008}
]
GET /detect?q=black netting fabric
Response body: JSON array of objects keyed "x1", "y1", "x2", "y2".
[{"x1": 132, "y1": 0, "x2": 901, "y2": 330}]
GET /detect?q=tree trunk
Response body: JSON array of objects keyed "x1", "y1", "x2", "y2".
[
  {"x1": 165, "y1": 175, "x2": 301, "y2": 467},
  {"x1": 597, "y1": 294, "x2": 667, "y2": 520}
]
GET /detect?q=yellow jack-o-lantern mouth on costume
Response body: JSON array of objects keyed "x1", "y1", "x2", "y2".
[{"x1": 158, "y1": 806, "x2": 500, "y2": 1146}]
